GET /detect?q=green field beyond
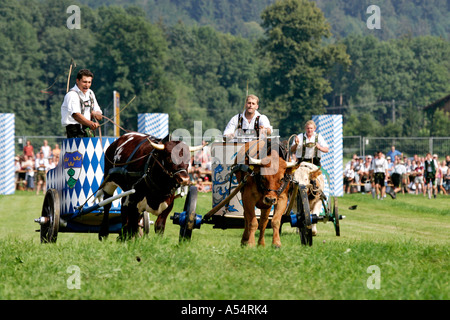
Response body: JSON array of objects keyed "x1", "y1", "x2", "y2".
[{"x1": 0, "y1": 191, "x2": 448, "y2": 300}]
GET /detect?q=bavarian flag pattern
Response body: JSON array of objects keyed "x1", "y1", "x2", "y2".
[{"x1": 47, "y1": 137, "x2": 121, "y2": 216}]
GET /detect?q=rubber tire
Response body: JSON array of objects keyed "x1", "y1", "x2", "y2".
[
  {"x1": 179, "y1": 185, "x2": 198, "y2": 241},
  {"x1": 333, "y1": 197, "x2": 340, "y2": 237},
  {"x1": 40, "y1": 189, "x2": 60, "y2": 243}
]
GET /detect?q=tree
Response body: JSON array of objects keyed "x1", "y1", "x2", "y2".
[
  {"x1": 258, "y1": 0, "x2": 350, "y2": 136},
  {"x1": 92, "y1": 6, "x2": 175, "y2": 132}
]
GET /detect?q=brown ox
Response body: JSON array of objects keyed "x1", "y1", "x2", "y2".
[
  {"x1": 97, "y1": 132, "x2": 201, "y2": 240},
  {"x1": 234, "y1": 141, "x2": 297, "y2": 248},
  {"x1": 292, "y1": 162, "x2": 325, "y2": 236}
]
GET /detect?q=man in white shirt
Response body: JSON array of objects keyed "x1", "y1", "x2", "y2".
[
  {"x1": 373, "y1": 151, "x2": 389, "y2": 200},
  {"x1": 61, "y1": 69, "x2": 103, "y2": 138},
  {"x1": 223, "y1": 95, "x2": 272, "y2": 142},
  {"x1": 290, "y1": 120, "x2": 329, "y2": 167},
  {"x1": 35, "y1": 152, "x2": 49, "y2": 195}
]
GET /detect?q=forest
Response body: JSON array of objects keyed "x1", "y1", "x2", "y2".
[{"x1": 0, "y1": 0, "x2": 449, "y2": 138}]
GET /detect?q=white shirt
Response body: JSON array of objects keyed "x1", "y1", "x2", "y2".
[
  {"x1": 292, "y1": 132, "x2": 328, "y2": 159},
  {"x1": 393, "y1": 163, "x2": 406, "y2": 175},
  {"x1": 373, "y1": 158, "x2": 388, "y2": 173},
  {"x1": 35, "y1": 158, "x2": 49, "y2": 171},
  {"x1": 61, "y1": 85, "x2": 102, "y2": 126},
  {"x1": 223, "y1": 111, "x2": 272, "y2": 141}
]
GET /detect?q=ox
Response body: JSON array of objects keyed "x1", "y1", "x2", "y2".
[
  {"x1": 234, "y1": 140, "x2": 297, "y2": 248},
  {"x1": 97, "y1": 132, "x2": 201, "y2": 240},
  {"x1": 292, "y1": 161, "x2": 325, "y2": 236}
]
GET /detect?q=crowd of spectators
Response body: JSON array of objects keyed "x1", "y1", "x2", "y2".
[
  {"x1": 188, "y1": 142, "x2": 213, "y2": 193},
  {"x1": 15, "y1": 140, "x2": 61, "y2": 194},
  {"x1": 344, "y1": 146, "x2": 449, "y2": 199}
]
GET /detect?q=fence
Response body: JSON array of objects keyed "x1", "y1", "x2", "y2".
[
  {"x1": 343, "y1": 136, "x2": 450, "y2": 159},
  {"x1": 13, "y1": 135, "x2": 450, "y2": 162}
]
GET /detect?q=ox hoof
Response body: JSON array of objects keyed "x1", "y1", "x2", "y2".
[{"x1": 312, "y1": 224, "x2": 318, "y2": 236}]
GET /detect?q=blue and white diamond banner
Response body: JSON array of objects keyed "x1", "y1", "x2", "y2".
[
  {"x1": 137, "y1": 113, "x2": 169, "y2": 139},
  {"x1": 0, "y1": 114, "x2": 15, "y2": 195},
  {"x1": 312, "y1": 114, "x2": 343, "y2": 197},
  {"x1": 47, "y1": 137, "x2": 121, "y2": 216}
]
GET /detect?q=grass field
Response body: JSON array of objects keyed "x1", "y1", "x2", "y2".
[{"x1": 0, "y1": 190, "x2": 448, "y2": 300}]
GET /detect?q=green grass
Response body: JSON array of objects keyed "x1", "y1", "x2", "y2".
[{"x1": 0, "y1": 191, "x2": 448, "y2": 300}]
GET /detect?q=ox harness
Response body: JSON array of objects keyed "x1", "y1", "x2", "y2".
[
  {"x1": 105, "y1": 137, "x2": 187, "y2": 198},
  {"x1": 228, "y1": 141, "x2": 291, "y2": 198}
]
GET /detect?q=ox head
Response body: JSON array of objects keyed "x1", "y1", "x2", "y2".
[
  {"x1": 149, "y1": 140, "x2": 202, "y2": 186},
  {"x1": 248, "y1": 150, "x2": 297, "y2": 206},
  {"x1": 293, "y1": 162, "x2": 324, "y2": 192}
]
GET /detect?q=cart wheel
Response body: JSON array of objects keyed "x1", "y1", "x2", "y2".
[
  {"x1": 333, "y1": 197, "x2": 340, "y2": 236},
  {"x1": 40, "y1": 189, "x2": 60, "y2": 243},
  {"x1": 179, "y1": 185, "x2": 198, "y2": 241},
  {"x1": 138, "y1": 211, "x2": 151, "y2": 237},
  {"x1": 298, "y1": 186, "x2": 312, "y2": 246}
]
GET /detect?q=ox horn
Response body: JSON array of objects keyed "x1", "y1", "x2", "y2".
[
  {"x1": 189, "y1": 145, "x2": 204, "y2": 152},
  {"x1": 286, "y1": 160, "x2": 297, "y2": 168},
  {"x1": 248, "y1": 156, "x2": 263, "y2": 165},
  {"x1": 150, "y1": 140, "x2": 165, "y2": 150}
]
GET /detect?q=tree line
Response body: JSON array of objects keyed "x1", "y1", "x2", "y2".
[{"x1": 0, "y1": 0, "x2": 449, "y2": 139}]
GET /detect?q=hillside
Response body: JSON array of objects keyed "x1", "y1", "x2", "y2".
[{"x1": 78, "y1": 0, "x2": 449, "y2": 40}]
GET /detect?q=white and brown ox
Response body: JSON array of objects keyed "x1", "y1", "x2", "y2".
[
  {"x1": 234, "y1": 141, "x2": 297, "y2": 248},
  {"x1": 292, "y1": 161, "x2": 325, "y2": 236},
  {"x1": 97, "y1": 132, "x2": 202, "y2": 240}
]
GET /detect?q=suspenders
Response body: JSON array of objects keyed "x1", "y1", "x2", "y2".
[
  {"x1": 301, "y1": 133, "x2": 319, "y2": 163},
  {"x1": 237, "y1": 114, "x2": 260, "y2": 138},
  {"x1": 70, "y1": 89, "x2": 94, "y2": 115}
]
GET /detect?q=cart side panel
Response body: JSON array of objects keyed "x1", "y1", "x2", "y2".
[
  {"x1": 211, "y1": 142, "x2": 274, "y2": 219},
  {"x1": 46, "y1": 137, "x2": 122, "y2": 219}
]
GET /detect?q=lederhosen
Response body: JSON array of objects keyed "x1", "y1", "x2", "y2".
[
  {"x1": 298, "y1": 133, "x2": 321, "y2": 166},
  {"x1": 424, "y1": 160, "x2": 436, "y2": 185},
  {"x1": 66, "y1": 90, "x2": 95, "y2": 139},
  {"x1": 237, "y1": 114, "x2": 260, "y2": 138}
]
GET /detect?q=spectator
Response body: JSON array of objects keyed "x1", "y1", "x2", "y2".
[
  {"x1": 442, "y1": 160, "x2": 450, "y2": 193},
  {"x1": 48, "y1": 157, "x2": 56, "y2": 170},
  {"x1": 373, "y1": 151, "x2": 393, "y2": 200},
  {"x1": 392, "y1": 158, "x2": 406, "y2": 195},
  {"x1": 23, "y1": 140, "x2": 34, "y2": 159},
  {"x1": 344, "y1": 162, "x2": 355, "y2": 194},
  {"x1": 386, "y1": 146, "x2": 402, "y2": 161},
  {"x1": 193, "y1": 142, "x2": 212, "y2": 171},
  {"x1": 359, "y1": 155, "x2": 372, "y2": 193},
  {"x1": 386, "y1": 156, "x2": 394, "y2": 182},
  {"x1": 22, "y1": 155, "x2": 35, "y2": 191},
  {"x1": 424, "y1": 153, "x2": 438, "y2": 199},
  {"x1": 53, "y1": 143, "x2": 61, "y2": 160},
  {"x1": 35, "y1": 152, "x2": 49, "y2": 195},
  {"x1": 40, "y1": 140, "x2": 52, "y2": 159},
  {"x1": 14, "y1": 156, "x2": 23, "y2": 190},
  {"x1": 353, "y1": 157, "x2": 362, "y2": 192},
  {"x1": 446, "y1": 155, "x2": 450, "y2": 167},
  {"x1": 196, "y1": 178, "x2": 206, "y2": 193},
  {"x1": 413, "y1": 160, "x2": 424, "y2": 195},
  {"x1": 436, "y1": 160, "x2": 447, "y2": 196}
]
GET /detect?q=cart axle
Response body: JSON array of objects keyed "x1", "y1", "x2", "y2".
[{"x1": 171, "y1": 211, "x2": 202, "y2": 230}]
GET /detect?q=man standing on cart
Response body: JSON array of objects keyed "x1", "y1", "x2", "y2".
[
  {"x1": 290, "y1": 120, "x2": 329, "y2": 167},
  {"x1": 223, "y1": 94, "x2": 272, "y2": 142},
  {"x1": 61, "y1": 69, "x2": 103, "y2": 138}
]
